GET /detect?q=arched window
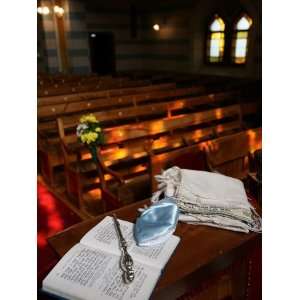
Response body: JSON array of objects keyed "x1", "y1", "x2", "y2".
[
  {"x1": 232, "y1": 14, "x2": 252, "y2": 64},
  {"x1": 207, "y1": 15, "x2": 225, "y2": 63}
]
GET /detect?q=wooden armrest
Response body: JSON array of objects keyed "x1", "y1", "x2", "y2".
[
  {"x1": 101, "y1": 187, "x2": 122, "y2": 210},
  {"x1": 104, "y1": 166, "x2": 125, "y2": 185},
  {"x1": 96, "y1": 151, "x2": 125, "y2": 185}
]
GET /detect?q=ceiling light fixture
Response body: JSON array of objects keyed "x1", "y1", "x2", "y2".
[
  {"x1": 153, "y1": 24, "x2": 160, "y2": 31},
  {"x1": 37, "y1": 6, "x2": 50, "y2": 15},
  {"x1": 54, "y1": 5, "x2": 64, "y2": 17}
]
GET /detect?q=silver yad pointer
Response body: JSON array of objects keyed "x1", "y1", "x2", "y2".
[{"x1": 112, "y1": 214, "x2": 135, "y2": 284}]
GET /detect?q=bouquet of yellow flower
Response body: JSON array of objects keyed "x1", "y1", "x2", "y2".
[{"x1": 76, "y1": 113, "x2": 104, "y2": 162}]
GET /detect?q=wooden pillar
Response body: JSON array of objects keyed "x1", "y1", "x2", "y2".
[{"x1": 53, "y1": 0, "x2": 69, "y2": 73}]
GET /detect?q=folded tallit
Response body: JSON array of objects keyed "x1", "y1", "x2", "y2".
[{"x1": 151, "y1": 167, "x2": 261, "y2": 233}]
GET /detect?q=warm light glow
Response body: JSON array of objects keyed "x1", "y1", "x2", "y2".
[
  {"x1": 215, "y1": 108, "x2": 223, "y2": 118},
  {"x1": 37, "y1": 6, "x2": 50, "y2": 15},
  {"x1": 192, "y1": 129, "x2": 205, "y2": 140},
  {"x1": 132, "y1": 165, "x2": 147, "y2": 173},
  {"x1": 152, "y1": 137, "x2": 168, "y2": 150},
  {"x1": 153, "y1": 24, "x2": 160, "y2": 31},
  {"x1": 54, "y1": 5, "x2": 64, "y2": 17},
  {"x1": 247, "y1": 129, "x2": 261, "y2": 153},
  {"x1": 133, "y1": 152, "x2": 145, "y2": 159},
  {"x1": 86, "y1": 188, "x2": 101, "y2": 200},
  {"x1": 150, "y1": 120, "x2": 165, "y2": 133},
  {"x1": 81, "y1": 152, "x2": 92, "y2": 160}
]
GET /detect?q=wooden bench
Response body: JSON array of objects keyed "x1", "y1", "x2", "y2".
[
  {"x1": 56, "y1": 103, "x2": 258, "y2": 213},
  {"x1": 37, "y1": 86, "x2": 209, "y2": 185},
  {"x1": 204, "y1": 128, "x2": 262, "y2": 180},
  {"x1": 38, "y1": 89, "x2": 239, "y2": 134},
  {"x1": 38, "y1": 74, "x2": 111, "y2": 88},
  {"x1": 38, "y1": 75, "x2": 119, "y2": 91},
  {"x1": 38, "y1": 78, "x2": 150, "y2": 97},
  {"x1": 150, "y1": 128, "x2": 261, "y2": 190},
  {"x1": 37, "y1": 82, "x2": 178, "y2": 107}
]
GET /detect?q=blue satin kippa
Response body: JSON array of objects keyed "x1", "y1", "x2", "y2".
[{"x1": 134, "y1": 197, "x2": 179, "y2": 247}]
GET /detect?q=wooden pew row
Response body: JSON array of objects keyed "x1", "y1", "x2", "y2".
[
  {"x1": 204, "y1": 128, "x2": 262, "y2": 180},
  {"x1": 63, "y1": 125, "x2": 261, "y2": 213},
  {"x1": 59, "y1": 104, "x2": 244, "y2": 147},
  {"x1": 37, "y1": 86, "x2": 209, "y2": 150},
  {"x1": 38, "y1": 88, "x2": 236, "y2": 134},
  {"x1": 38, "y1": 89, "x2": 248, "y2": 179},
  {"x1": 38, "y1": 82, "x2": 177, "y2": 107},
  {"x1": 38, "y1": 75, "x2": 117, "y2": 91},
  {"x1": 38, "y1": 74, "x2": 111, "y2": 88},
  {"x1": 37, "y1": 85, "x2": 208, "y2": 184},
  {"x1": 84, "y1": 125, "x2": 262, "y2": 212},
  {"x1": 38, "y1": 90, "x2": 257, "y2": 186},
  {"x1": 38, "y1": 78, "x2": 150, "y2": 97},
  {"x1": 56, "y1": 103, "x2": 258, "y2": 210},
  {"x1": 76, "y1": 126, "x2": 262, "y2": 213},
  {"x1": 38, "y1": 75, "x2": 122, "y2": 86},
  {"x1": 150, "y1": 128, "x2": 262, "y2": 192},
  {"x1": 38, "y1": 78, "x2": 148, "y2": 97}
]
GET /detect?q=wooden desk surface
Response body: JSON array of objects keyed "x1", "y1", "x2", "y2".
[{"x1": 48, "y1": 199, "x2": 260, "y2": 296}]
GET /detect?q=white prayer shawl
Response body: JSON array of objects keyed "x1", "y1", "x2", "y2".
[{"x1": 151, "y1": 167, "x2": 262, "y2": 233}]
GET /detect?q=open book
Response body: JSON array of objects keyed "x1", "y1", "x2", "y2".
[{"x1": 42, "y1": 216, "x2": 180, "y2": 300}]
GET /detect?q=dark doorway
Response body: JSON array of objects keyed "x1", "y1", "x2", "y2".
[{"x1": 88, "y1": 32, "x2": 116, "y2": 75}]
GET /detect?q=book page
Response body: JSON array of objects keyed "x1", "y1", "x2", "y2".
[
  {"x1": 80, "y1": 216, "x2": 180, "y2": 270},
  {"x1": 43, "y1": 243, "x2": 160, "y2": 300}
]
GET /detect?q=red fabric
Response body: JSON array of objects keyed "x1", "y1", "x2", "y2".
[{"x1": 37, "y1": 182, "x2": 82, "y2": 286}]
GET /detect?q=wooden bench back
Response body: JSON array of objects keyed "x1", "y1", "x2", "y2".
[
  {"x1": 151, "y1": 127, "x2": 261, "y2": 189},
  {"x1": 38, "y1": 74, "x2": 112, "y2": 88},
  {"x1": 37, "y1": 83, "x2": 179, "y2": 118},
  {"x1": 150, "y1": 144, "x2": 209, "y2": 192},
  {"x1": 38, "y1": 88, "x2": 237, "y2": 139},
  {"x1": 38, "y1": 82, "x2": 178, "y2": 107},
  {"x1": 46, "y1": 90, "x2": 237, "y2": 127},
  {"x1": 57, "y1": 104, "x2": 245, "y2": 162},
  {"x1": 38, "y1": 77, "x2": 138, "y2": 97},
  {"x1": 203, "y1": 128, "x2": 262, "y2": 179},
  {"x1": 38, "y1": 83, "x2": 173, "y2": 107}
]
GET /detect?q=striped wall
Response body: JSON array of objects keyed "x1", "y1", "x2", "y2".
[
  {"x1": 39, "y1": 0, "x2": 60, "y2": 73},
  {"x1": 37, "y1": 0, "x2": 91, "y2": 74},
  {"x1": 37, "y1": 0, "x2": 260, "y2": 78},
  {"x1": 86, "y1": 11, "x2": 143, "y2": 71},
  {"x1": 37, "y1": 13, "x2": 48, "y2": 73},
  {"x1": 86, "y1": 7, "x2": 193, "y2": 73},
  {"x1": 64, "y1": 0, "x2": 91, "y2": 74},
  {"x1": 137, "y1": 10, "x2": 193, "y2": 72}
]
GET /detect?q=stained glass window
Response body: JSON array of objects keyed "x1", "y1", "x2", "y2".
[
  {"x1": 207, "y1": 16, "x2": 225, "y2": 63},
  {"x1": 232, "y1": 14, "x2": 252, "y2": 64}
]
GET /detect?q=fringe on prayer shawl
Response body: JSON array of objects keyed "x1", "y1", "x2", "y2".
[{"x1": 151, "y1": 166, "x2": 262, "y2": 233}]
